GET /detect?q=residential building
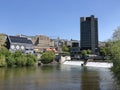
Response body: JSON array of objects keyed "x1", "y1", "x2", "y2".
[
  {"x1": 6, "y1": 36, "x2": 34, "y2": 54},
  {"x1": 80, "y1": 15, "x2": 98, "y2": 54}
]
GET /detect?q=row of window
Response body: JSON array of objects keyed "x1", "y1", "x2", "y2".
[{"x1": 11, "y1": 45, "x2": 25, "y2": 50}]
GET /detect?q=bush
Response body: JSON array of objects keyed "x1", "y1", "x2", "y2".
[
  {"x1": 0, "y1": 47, "x2": 11, "y2": 57},
  {"x1": 0, "y1": 49, "x2": 37, "y2": 67},
  {"x1": 41, "y1": 51, "x2": 55, "y2": 64},
  {"x1": 0, "y1": 53, "x2": 6, "y2": 67},
  {"x1": 15, "y1": 55, "x2": 27, "y2": 67},
  {"x1": 13, "y1": 51, "x2": 23, "y2": 58},
  {"x1": 26, "y1": 54, "x2": 37, "y2": 66},
  {"x1": 11, "y1": 51, "x2": 26, "y2": 67},
  {"x1": 6, "y1": 54, "x2": 15, "y2": 67}
]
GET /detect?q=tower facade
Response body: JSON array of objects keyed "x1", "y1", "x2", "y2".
[{"x1": 80, "y1": 15, "x2": 98, "y2": 54}]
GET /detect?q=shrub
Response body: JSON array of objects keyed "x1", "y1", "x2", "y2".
[
  {"x1": 0, "y1": 53, "x2": 6, "y2": 67},
  {"x1": 11, "y1": 51, "x2": 27, "y2": 67},
  {"x1": 15, "y1": 55, "x2": 27, "y2": 67},
  {"x1": 0, "y1": 49, "x2": 37, "y2": 67},
  {"x1": 41, "y1": 51, "x2": 55, "y2": 64},
  {"x1": 6, "y1": 54, "x2": 15, "y2": 67},
  {"x1": 0, "y1": 47, "x2": 11, "y2": 57},
  {"x1": 26, "y1": 54, "x2": 37, "y2": 66},
  {"x1": 13, "y1": 51, "x2": 23, "y2": 58}
]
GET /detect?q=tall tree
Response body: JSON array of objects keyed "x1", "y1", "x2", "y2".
[
  {"x1": 99, "y1": 47, "x2": 106, "y2": 56},
  {"x1": 112, "y1": 27, "x2": 120, "y2": 41},
  {"x1": 110, "y1": 27, "x2": 120, "y2": 79},
  {"x1": 81, "y1": 50, "x2": 87, "y2": 57},
  {"x1": 87, "y1": 49, "x2": 91, "y2": 54},
  {"x1": 0, "y1": 34, "x2": 6, "y2": 49},
  {"x1": 62, "y1": 45, "x2": 69, "y2": 52}
]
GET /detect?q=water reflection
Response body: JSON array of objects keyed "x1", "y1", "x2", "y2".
[
  {"x1": 81, "y1": 67, "x2": 100, "y2": 90},
  {"x1": 0, "y1": 65, "x2": 119, "y2": 90},
  {"x1": 0, "y1": 67, "x2": 37, "y2": 79}
]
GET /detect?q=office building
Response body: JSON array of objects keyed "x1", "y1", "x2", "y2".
[{"x1": 80, "y1": 15, "x2": 98, "y2": 54}]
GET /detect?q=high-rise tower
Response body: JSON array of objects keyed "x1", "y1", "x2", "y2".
[{"x1": 80, "y1": 15, "x2": 98, "y2": 54}]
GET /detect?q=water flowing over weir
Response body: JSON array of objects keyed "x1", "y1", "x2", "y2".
[{"x1": 63, "y1": 61, "x2": 113, "y2": 68}]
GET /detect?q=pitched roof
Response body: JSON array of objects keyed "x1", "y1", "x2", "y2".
[{"x1": 8, "y1": 36, "x2": 33, "y2": 44}]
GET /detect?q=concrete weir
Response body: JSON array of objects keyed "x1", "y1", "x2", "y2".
[{"x1": 63, "y1": 61, "x2": 113, "y2": 68}]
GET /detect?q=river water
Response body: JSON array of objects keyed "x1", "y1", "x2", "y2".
[{"x1": 0, "y1": 64, "x2": 120, "y2": 90}]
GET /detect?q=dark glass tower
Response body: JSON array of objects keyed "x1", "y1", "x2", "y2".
[{"x1": 80, "y1": 15, "x2": 98, "y2": 54}]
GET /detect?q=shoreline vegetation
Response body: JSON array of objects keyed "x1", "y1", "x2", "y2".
[
  {"x1": 109, "y1": 41, "x2": 120, "y2": 80},
  {"x1": 0, "y1": 47, "x2": 37, "y2": 67},
  {"x1": 0, "y1": 47, "x2": 56, "y2": 67},
  {"x1": 105, "y1": 27, "x2": 120, "y2": 80}
]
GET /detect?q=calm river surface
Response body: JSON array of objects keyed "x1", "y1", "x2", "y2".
[{"x1": 0, "y1": 65, "x2": 120, "y2": 90}]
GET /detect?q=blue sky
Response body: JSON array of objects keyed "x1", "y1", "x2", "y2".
[{"x1": 0, "y1": 0, "x2": 120, "y2": 41}]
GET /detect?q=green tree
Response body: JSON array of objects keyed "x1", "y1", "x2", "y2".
[
  {"x1": 41, "y1": 51, "x2": 55, "y2": 64},
  {"x1": 0, "y1": 47, "x2": 11, "y2": 57},
  {"x1": 109, "y1": 41, "x2": 120, "y2": 79},
  {"x1": 112, "y1": 26, "x2": 120, "y2": 41},
  {"x1": 99, "y1": 47, "x2": 107, "y2": 56},
  {"x1": 0, "y1": 34, "x2": 6, "y2": 49},
  {"x1": 109, "y1": 41, "x2": 120, "y2": 65},
  {"x1": 110, "y1": 27, "x2": 120, "y2": 79},
  {"x1": 62, "y1": 45, "x2": 69, "y2": 52},
  {"x1": 62, "y1": 45, "x2": 70, "y2": 55},
  {"x1": 81, "y1": 50, "x2": 88, "y2": 57},
  {"x1": 87, "y1": 49, "x2": 91, "y2": 54}
]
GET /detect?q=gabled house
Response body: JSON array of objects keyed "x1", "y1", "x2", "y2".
[{"x1": 6, "y1": 36, "x2": 34, "y2": 54}]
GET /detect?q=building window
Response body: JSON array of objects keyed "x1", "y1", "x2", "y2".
[
  {"x1": 16, "y1": 45, "x2": 20, "y2": 50},
  {"x1": 11, "y1": 45, "x2": 15, "y2": 49},
  {"x1": 21, "y1": 45, "x2": 25, "y2": 50}
]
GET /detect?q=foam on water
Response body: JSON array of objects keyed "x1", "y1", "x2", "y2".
[
  {"x1": 63, "y1": 61, "x2": 83, "y2": 66},
  {"x1": 63, "y1": 61, "x2": 113, "y2": 68},
  {"x1": 85, "y1": 62, "x2": 113, "y2": 68}
]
